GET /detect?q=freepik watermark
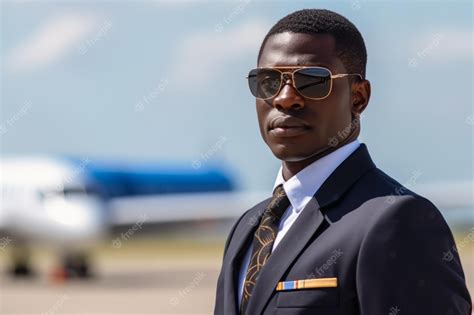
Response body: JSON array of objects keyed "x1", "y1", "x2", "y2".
[
  {"x1": 408, "y1": 32, "x2": 445, "y2": 68},
  {"x1": 191, "y1": 136, "x2": 228, "y2": 169},
  {"x1": 465, "y1": 114, "x2": 474, "y2": 126},
  {"x1": 215, "y1": 0, "x2": 252, "y2": 33},
  {"x1": 77, "y1": 20, "x2": 112, "y2": 55},
  {"x1": 112, "y1": 213, "x2": 148, "y2": 248},
  {"x1": 389, "y1": 306, "x2": 401, "y2": 315},
  {"x1": 0, "y1": 100, "x2": 32, "y2": 137},
  {"x1": 134, "y1": 78, "x2": 169, "y2": 112},
  {"x1": 308, "y1": 249, "x2": 343, "y2": 278},
  {"x1": 327, "y1": 114, "x2": 364, "y2": 147},
  {"x1": 385, "y1": 169, "x2": 422, "y2": 204},
  {"x1": 169, "y1": 271, "x2": 206, "y2": 306},
  {"x1": 443, "y1": 227, "x2": 474, "y2": 262},
  {"x1": 247, "y1": 190, "x2": 288, "y2": 227},
  {"x1": 0, "y1": 236, "x2": 13, "y2": 252},
  {"x1": 247, "y1": 204, "x2": 268, "y2": 227},
  {"x1": 350, "y1": 0, "x2": 365, "y2": 10},
  {"x1": 41, "y1": 294, "x2": 70, "y2": 315},
  {"x1": 456, "y1": 227, "x2": 474, "y2": 250}
]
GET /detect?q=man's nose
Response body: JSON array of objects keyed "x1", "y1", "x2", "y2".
[{"x1": 272, "y1": 77, "x2": 305, "y2": 111}]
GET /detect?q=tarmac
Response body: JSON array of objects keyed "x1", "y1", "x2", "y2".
[{"x1": 1, "y1": 229, "x2": 473, "y2": 314}]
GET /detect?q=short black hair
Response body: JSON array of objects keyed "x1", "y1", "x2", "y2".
[{"x1": 258, "y1": 9, "x2": 367, "y2": 79}]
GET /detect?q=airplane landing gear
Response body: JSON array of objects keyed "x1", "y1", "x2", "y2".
[
  {"x1": 8, "y1": 243, "x2": 34, "y2": 277},
  {"x1": 62, "y1": 252, "x2": 92, "y2": 279}
]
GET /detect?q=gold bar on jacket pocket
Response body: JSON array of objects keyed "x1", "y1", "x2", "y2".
[{"x1": 276, "y1": 277, "x2": 338, "y2": 291}]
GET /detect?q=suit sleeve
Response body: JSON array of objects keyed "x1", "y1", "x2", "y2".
[{"x1": 356, "y1": 195, "x2": 472, "y2": 315}]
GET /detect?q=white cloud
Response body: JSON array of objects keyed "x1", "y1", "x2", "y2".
[
  {"x1": 436, "y1": 30, "x2": 473, "y2": 59},
  {"x1": 171, "y1": 19, "x2": 271, "y2": 87},
  {"x1": 410, "y1": 30, "x2": 473, "y2": 61},
  {"x1": 5, "y1": 13, "x2": 100, "y2": 73}
]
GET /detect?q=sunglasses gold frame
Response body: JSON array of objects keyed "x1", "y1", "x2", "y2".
[{"x1": 246, "y1": 66, "x2": 363, "y2": 100}]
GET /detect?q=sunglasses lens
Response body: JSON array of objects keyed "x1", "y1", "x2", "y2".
[
  {"x1": 247, "y1": 68, "x2": 281, "y2": 99},
  {"x1": 294, "y1": 67, "x2": 331, "y2": 99}
]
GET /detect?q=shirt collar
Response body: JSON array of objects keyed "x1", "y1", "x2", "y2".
[{"x1": 273, "y1": 139, "x2": 361, "y2": 213}]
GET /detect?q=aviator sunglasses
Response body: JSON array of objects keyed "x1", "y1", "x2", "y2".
[{"x1": 247, "y1": 66, "x2": 362, "y2": 100}]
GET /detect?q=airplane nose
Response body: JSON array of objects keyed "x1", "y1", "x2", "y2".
[{"x1": 43, "y1": 196, "x2": 108, "y2": 245}]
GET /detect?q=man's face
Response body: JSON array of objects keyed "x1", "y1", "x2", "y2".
[{"x1": 256, "y1": 32, "x2": 356, "y2": 162}]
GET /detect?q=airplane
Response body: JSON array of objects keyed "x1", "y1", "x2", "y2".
[
  {"x1": 0, "y1": 156, "x2": 472, "y2": 279},
  {"x1": 0, "y1": 156, "x2": 265, "y2": 279}
]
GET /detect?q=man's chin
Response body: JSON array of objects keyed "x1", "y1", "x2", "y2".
[
  {"x1": 270, "y1": 145, "x2": 334, "y2": 162},
  {"x1": 269, "y1": 146, "x2": 324, "y2": 162}
]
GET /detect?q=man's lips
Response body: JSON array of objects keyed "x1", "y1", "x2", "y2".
[{"x1": 268, "y1": 116, "x2": 311, "y2": 138}]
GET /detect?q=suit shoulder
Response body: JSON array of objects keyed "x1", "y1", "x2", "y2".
[
  {"x1": 366, "y1": 194, "x2": 449, "y2": 239},
  {"x1": 355, "y1": 167, "x2": 426, "y2": 200},
  {"x1": 380, "y1": 194, "x2": 440, "y2": 219},
  {"x1": 350, "y1": 168, "x2": 445, "y2": 233}
]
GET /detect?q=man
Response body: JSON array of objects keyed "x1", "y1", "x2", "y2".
[{"x1": 214, "y1": 9, "x2": 471, "y2": 315}]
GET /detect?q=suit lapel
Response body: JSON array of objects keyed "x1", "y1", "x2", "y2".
[
  {"x1": 246, "y1": 143, "x2": 376, "y2": 314},
  {"x1": 222, "y1": 197, "x2": 273, "y2": 315},
  {"x1": 245, "y1": 196, "x2": 325, "y2": 314},
  {"x1": 315, "y1": 143, "x2": 376, "y2": 208}
]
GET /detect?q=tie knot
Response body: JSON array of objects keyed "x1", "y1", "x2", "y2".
[{"x1": 265, "y1": 184, "x2": 290, "y2": 220}]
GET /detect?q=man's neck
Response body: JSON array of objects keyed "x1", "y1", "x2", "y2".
[
  {"x1": 282, "y1": 147, "x2": 338, "y2": 180},
  {"x1": 281, "y1": 132, "x2": 360, "y2": 180}
]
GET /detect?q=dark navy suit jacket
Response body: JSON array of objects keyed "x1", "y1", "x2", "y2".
[{"x1": 214, "y1": 144, "x2": 472, "y2": 315}]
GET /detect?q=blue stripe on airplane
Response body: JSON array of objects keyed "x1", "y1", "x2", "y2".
[{"x1": 66, "y1": 158, "x2": 235, "y2": 198}]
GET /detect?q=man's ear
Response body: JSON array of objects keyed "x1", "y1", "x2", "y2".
[{"x1": 351, "y1": 79, "x2": 371, "y2": 116}]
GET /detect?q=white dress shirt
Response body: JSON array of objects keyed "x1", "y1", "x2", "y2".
[{"x1": 237, "y1": 139, "x2": 361, "y2": 305}]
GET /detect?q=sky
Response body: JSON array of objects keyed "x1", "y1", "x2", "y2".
[{"x1": 1, "y1": 0, "x2": 473, "y2": 191}]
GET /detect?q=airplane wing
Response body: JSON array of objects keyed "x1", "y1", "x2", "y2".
[
  {"x1": 108, "y1": 191, "x2": 268, "y2": 225},
  {"x1": 70, "y1": 157, "x2": 270, "y2": 225}
]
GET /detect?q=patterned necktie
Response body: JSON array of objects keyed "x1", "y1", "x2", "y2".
[{"x1": 240, "y1": 184, "x2": 290, "y2": 314}]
